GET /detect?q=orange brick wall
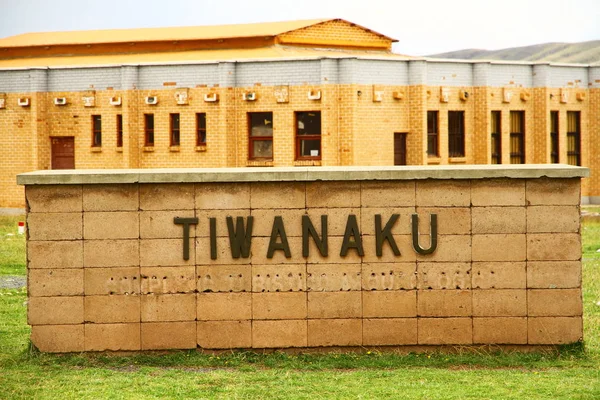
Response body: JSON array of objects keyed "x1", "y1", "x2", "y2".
[
  {"x1": 0, "y1": 83, "x2": 594, "y2": 208},
  {"x1": 24, "y1": 175, "x2": 584, "y2": 352}
]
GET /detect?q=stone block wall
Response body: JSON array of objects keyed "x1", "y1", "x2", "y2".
[{"x1": 22, "y1": 166, "x2": 585, "y2": 352}]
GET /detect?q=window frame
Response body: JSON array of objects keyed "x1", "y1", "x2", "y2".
[
  {"x1": 567, "y1": 111, "x2": 581, "y2": 166},
  {"x1": 116, "y1": 114, "x2": 123, "y2": 148},
  {"x1": 295, "y1": 111, "x2": 322, "y2": 161},
  {"x1": 196, "y1": 113, "x2": 207, "y2": 146},
  {"x1": 91, "y1": 115, "x2": 102, "y2": 147},
  {"x1": 170, "y1": 113, "x2": 180, "y2": 147},
  {"x1": 248, "y1": 112, "x2": 274, "y2": 160},
  {"x1": 448, "y1": 111, "x2": 465, "y2": 158},
  {"x1": 509, "y1": 111, "x2": 525, "y2": 164},
  {"x1": 550, "y1": 111, "x2": 559, "y2": 163},
  {"x1": 491, "y1": 111, "x2": 501, "y2": 164},
  {"x1": 427, "y1": 111, "x2": 439, "y2": 157},
  {"x1": 144, "y1": 114, "x2": 154, "y2": 147}
]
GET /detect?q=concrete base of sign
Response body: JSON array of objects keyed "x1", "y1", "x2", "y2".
[{"x1": 18, "y1": 165, "x2": 588, "y2": 352}]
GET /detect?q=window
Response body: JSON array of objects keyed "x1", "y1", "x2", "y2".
[
  {"x1": 510, "y1": 111, "x2": 525, "y2": 164},
  {"x1": 491, "y1": 111, "x2": 501, "y2": 164},
  {"x1": 567, "y1": 111, "x2": 581, "y2": 166},
  {"x1": 92, "y1": 115, "x2": 102, "y2": 147},
  {"x1": 170, "y1": 113, "x2": 180, "y2": 146},
  {"x1": 248, "y1": 112, "x2": 273, "y2": 160},
  {"x1": 144, "y1": 114, "x2": 154, "y2": 146},
  {"x1": 448, "y1": 111, "x2": 465, "y2": 157},
  {"x1": 196, "y1": 113, "x2": 206, "y2": 146},
  {"x1": 295, "y1": 111, "x2": 321, "y2": 160},
  {"x1": 550, "y1": 111, "x2": 559, "y2": 163},
  {"x1": 116, "y1": 114, "x2": 123, "y2": 148},
  {"x1": 427, "y1": 111, "x2": 439, "y2": 157}
]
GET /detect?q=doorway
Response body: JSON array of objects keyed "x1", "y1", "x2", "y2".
[
  {"x1": 394, "y1": 133, "x2": 407, "y2": 165},
  {"x1": 51, "y1": 137, "x2": 75, "y2": 169}
]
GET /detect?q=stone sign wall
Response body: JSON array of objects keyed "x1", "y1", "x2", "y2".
[{"x1": 18, "y1": 166, "x2": 587, "y2": 352}]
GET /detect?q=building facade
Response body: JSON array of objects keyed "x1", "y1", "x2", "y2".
[{"x1": 0, "y1": 19, "x2": 598, "y2": 207}]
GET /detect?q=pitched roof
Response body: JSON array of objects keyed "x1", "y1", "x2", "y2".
[{"x1": 0, "y1": 18, "x2": 395, "y2": 48}]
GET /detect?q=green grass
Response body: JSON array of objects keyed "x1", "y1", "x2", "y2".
[
  {"x1": 0, "y1": 215, "x2": 26, "y2": 276},
  {"x1": 0, "y1": 217, "x2": 599, "y2": 399}
]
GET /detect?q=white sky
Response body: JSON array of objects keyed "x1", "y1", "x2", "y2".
[{"x1": 0, "y1": 0, "x2": 598, "y2": 56}]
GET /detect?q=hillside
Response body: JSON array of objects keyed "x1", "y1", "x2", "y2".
[{"x1": 427, "y1": 40, "x2": 600, "y2": 64}]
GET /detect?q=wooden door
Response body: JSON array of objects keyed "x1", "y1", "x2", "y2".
[
  {"x1": 51, "y1": 137, "x2": 75, "y2": 169},
  {"x1": 394, "y1": 133, "x2": 407, "y2": 165}
]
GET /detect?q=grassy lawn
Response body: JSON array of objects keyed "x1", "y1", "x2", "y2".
[{"x1": 0, "y1": 215, "x2": 599, "y2": 399}]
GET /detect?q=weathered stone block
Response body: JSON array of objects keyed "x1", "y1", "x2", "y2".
[
  {"x1": 83, "y1": 239, "x2": 139, "y2": 268},
  {"x1": 141, "y1": 321, "x2": 197, "y2": 349},
  {"x1": 418, "y1": 318, "x2": 473, "y2": 344},
  {"x1": 471, "y1": 207, "x2": 526, "y2": 234},
  {"x1": 307, "y1": 264, "x2": 361, "y2": 292},
  {"x1": 83, "y1": 184, "x2": 138, "y2": 212},
  {"x1": 27, "y1": 185, "x2": 82, "y2": 213},
  {"x1": 253, "y1": 292, "x2": 307, "y2": 320},
  {"x1": 84, "y1": 323, "x2": 141, "y2": 351},
  {"x1": 417, "y1": 290, "x2": 471, "y2": 317},
  {"x1": 84, "y1": 295, "x2": 140, "y2": 323},
  {"x1": 527, "y1": 233, "x2": 581, "y2": 261},
  {"x1": 527, "y1": 261, "x2": 581, "y2": 289},
  {"x1": 28, "y1": 296, "x2": 84, "y2": 325},
  {"x1": 31, "y1": 325, "x2": 84, "y2": 353},
  {"x1": 197, "y1": 265, "x2": 251, "y2": 293},
  {"x1": 252, "y1": 264, "x2": 306, "y2": 292},
  {"x1": 140, "y1": 266, "x2": 196, "y2": 294},
  {"x1": 28, "y1": 240, "x2": 82, "y2": 269},
  {"x1": 526, "y1": 178, "x2": 580, "y2": 206},
  {"x1": 140, "y1": 210, "x2": 197, "y2": 239},
  {"x1": 252, "y1": 320, "x2": 307, "y2": 348},
  {"x1": 416, "y1": 235, "x2": 471, "y2": 262},
  {"x1": 528, "y1": 317, "x2": 582, "y2": 344},
  {"x1": 473, "y1": 317, "x2": 527, "y2": 344},
  {"x1": 471, "y1": 179, "x2": 525, "y2": 206},
  {"x1": 363, "y1": 290, "x2": 416, "y2": 317},
  {"x1": 361, "y1": 181, "x2": 416, "y2": 208},
  {"x1": 472, "y1": 234, "x2": 526, "y2": 262},
  {"x1": 139, "y1": 183, "x2": 195, "y2": 210},
  {"x1": 416, "y1": 180, "x2": 470, "y2": 207},
  {"x1": 472, "y1": 262, "x2": 526, "y2": 289},
  {"x1": 415, "y1": 207, "x2": 471, "y2": 235},
  {"x1": 417, "y1": 262, "x2": 471, "y2": 290},
  {"x1": 472, "y1": 289, "x2": 527, "y2": 317},
  {"x1": 307, "y1": 291, "x2": 361, "y2": 319},
  {"x1": 140, "y1": 239, "x2": 194, "y2": 267},
  {"x1": 84, "y1": 267, "x2": 140, "y2": 295},
  {"x1": 307, "y1": 319, "x2": 362, "y2": 347},
  {"x1": 528, "y1": 289, "x2": 582, "y2": 316},
  {"x1": 197, "y1": 320, "x2": 252, "y2": 349},
  {"x1": 84, "y1": 212, "x2": 139, "y2": 240},
  {"x1": 28, "y1": 269, "x2": 83, "y2": 297},
  {"x1": 196, "y1": 182, "x2": 250, "y2": 210},
  {"x1": 251, "y1": 182, "x2": 305, "y2": 209},
  {"x1": 362, "y1": 263, "x2": 417, "y2": 290},
  {"x1": 527, "y1": 206, "x2": 579, "y2": 233},
  {"x1": 141, "y1": 293, "x2": 196, "y2": 322},
  {"x1": 28, "y1": 213, "x2": 82, "y2": 241},
  {"x1": 306, "y1": 181, "x2": 360, "y2": 208},
  {"x1": 362, "y1": 318, "x2": 418, "y2": 345},
  {"x1": 197, "y1": 292, "x2": 252, "y2": 321}
]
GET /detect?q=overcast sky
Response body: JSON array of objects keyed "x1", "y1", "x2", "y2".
[{"x1": 0, "y1": 0, "x2": 598, "y2": 55}]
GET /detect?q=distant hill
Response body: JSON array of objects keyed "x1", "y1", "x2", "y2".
[{"x1": 427, "y1": 41, "x2": 600, "y2": 64}]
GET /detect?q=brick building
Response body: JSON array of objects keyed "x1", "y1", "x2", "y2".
[{"x1": 0, "y1": 18, "x2": 597, "y2": 207}]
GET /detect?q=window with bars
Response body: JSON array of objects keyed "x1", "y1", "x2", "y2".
[
  {"x1": 248, "y1": 112, "x2": 273, "y2": 160},
  {"x1": 92, "y1": 115, "x2": 102, "y2": 147},
  {"x1": 510, "y1": 111, "x2": 525, "y2": 164},
  {"x1": 196, "y1": 113, "x2": 207, "y2": 146},
  {"x1": 567, "y1": 111, "x2": 581, "y2": 166},
  {"x1": 116, "y1": 114, "x2": 123, "y2": 148},
  {"x1": 144, "y1": 114, "x2": 154, "y2": 146},
  {"x1": 427, "y1": 111, "x2": 439, "y2": 157},
  {"x1": 295, "y1": 111, "x2": 321, "y2": 160},
  {"x1": 448, "y1": 111, "x2": 465, "y2": 157},
  {"x1": 170, "y1": 113, "x2": 180, "y2": 146},
  {"x1": 550, "y1": 111, "x2": 559, "y2": 163},
  {"x1": 491, "y1": 111, "x2": 501, "y2": 164}
]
